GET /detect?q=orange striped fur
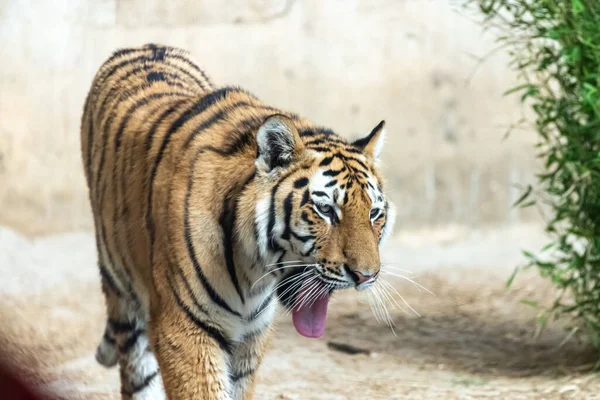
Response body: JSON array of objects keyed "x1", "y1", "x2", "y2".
[{"x1": 81, "y1": 44, "x2": 396, "y2": 400}]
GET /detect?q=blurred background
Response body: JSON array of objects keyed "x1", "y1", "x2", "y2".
[
  {"x1": 3, "y1": 1, "x2": 597, "y2": 399},
  {"x1": 0, "y1": 0, "x2": 539, "y2": 236}
]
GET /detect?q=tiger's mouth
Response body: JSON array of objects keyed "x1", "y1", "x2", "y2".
[{"x1": 277, "y1": 268, "x2": 337, "y2": 338}]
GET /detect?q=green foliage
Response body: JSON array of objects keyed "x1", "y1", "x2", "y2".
[{"x1": 466, "y1": 0, "x2": 600, "y2": 350}]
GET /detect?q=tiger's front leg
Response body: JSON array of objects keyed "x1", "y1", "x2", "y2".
[
  {"x1": 229, "y1": 328, "x2": 272, "y2": 400},
  {"x1": 150, "y1": 306, "x2": 233, "y2": 400},
  {"x1": 149, "y1": 271, "x2": 234, "y2": 400}
]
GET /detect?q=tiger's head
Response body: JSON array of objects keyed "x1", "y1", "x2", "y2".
[{"x1": 253, "y1": 114, "x2": 396, "y2": 338}]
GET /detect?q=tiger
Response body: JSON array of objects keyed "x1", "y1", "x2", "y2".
[{"x1": 80, "y1": 43, "x2": 396, "y2": 400}]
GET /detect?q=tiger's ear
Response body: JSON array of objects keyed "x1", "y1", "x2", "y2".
[
  {"x1": 352, "y1": 120, "x2": 386, "y2": 162},
  {"x1": 256, "y1": 114, "x2": 304, "y2": 172}
]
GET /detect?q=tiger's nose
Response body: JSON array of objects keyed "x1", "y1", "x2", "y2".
[{"x1": 346, "y1": 267, "x2": 379, "y2": 288}]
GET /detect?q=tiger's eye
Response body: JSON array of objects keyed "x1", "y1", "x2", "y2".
[
  {"x1": 370, "y1": 208, "x2": 380, "y2": 219},
  {"x1": 317, "y1": 204, "x2": 332, "y2": 215}
]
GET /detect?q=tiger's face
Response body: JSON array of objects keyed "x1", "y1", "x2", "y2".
[
  {"x1": 255, "y1": 115, "x2": 396, "y2": 338},
  {"x1": 295, "y1": 153, "x2": 394, "y2": 290}
]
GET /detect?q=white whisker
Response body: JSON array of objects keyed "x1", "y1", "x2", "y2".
[
  {"x1": 367, "y1": 288, "x2": 385, "y2": 323},
  {"x1": 380, "y1": 279, "x2": 420, "y2": 317},
  {"x1": 375, "y1": 280, "x2": 406, "y2": 314},
  {"x1": 292, "y1": 279, "x2": 321, "y2": 313},
  {"x1": 266, "y1": 260, "x2": 304, "y2": 267},
  {"x1": 251, "y1": 264, "x2": 315, "y2": 291},
  {"x1": 381, "y1": 265, "x2": 416, "y2": 274},
  {"x1": 380, "y1": 271, "x2": 435, "y2": 296},
  {"x1": 282, "y1": 275, "x2": 319, "y2": 315},
  {"x1": 254, "y1": 269, "x2": 314, "y2": 311}
]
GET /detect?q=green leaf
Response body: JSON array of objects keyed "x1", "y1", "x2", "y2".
[
  {"x1": 572, "y1": 0, "x2": 584, "y2": 16},
  {"x1": 506, "y1": 267, "x2": 519, "y2": 288},
  {"x1": 512, "y1": 185, "x2": 533, "y2": 208},
  {"x1": 503, "y1": 83, "x2": 532, "y2": 96},
  {"x1": 520, "y1": 299, "x2": 539, "y2": 308}
]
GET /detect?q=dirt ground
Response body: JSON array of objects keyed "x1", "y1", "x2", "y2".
[{"x1": 1, "y1": 225, "x2": 599, "y2": 399}]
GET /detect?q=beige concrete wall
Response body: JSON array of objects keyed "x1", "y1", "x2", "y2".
[{"x1": 0, "y1": 0, "x2": 540, "y2": 236}]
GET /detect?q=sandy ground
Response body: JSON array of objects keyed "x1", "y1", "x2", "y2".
[{"x1": 1, "y1": 224, "x2": 599, "y2": 400}]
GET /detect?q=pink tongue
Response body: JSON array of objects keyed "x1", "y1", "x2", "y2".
[{"x1": 292, "y1": 284, "x2": 330, "y2": 338}]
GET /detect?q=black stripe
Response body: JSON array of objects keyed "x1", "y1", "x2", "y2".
[
  {"x1": 166, "y1": 267, "x2": 233, "y2": 354},
  {"x1": 298, "y1": 127, "x2": 335, "y2": 137},
  {"x1": 184, "y1": 150, "x2": 242, "y2": 317},
  {"x1": 145, "y1": 99, "x2": 190, "y2": 153},
  {"x1": 148, "y1": 44, "x2": 166, "y2": 61},
  {"x1": 298, "y1": 128, "x2": 316, "y2": 137},
  {"x1": 323, "y1": 168, "x2": 344, "y2": 177},
  {"x1": 345, "y1": 156, "x2": 370, "y2": 172},
  {"x1": 181, "y1": 100, "x2": 251, "y2": 149},
  {"x1": 230, "y1": 368, "x2": 256, "y2": 382},
  {"x1": 121, "y1": 371, "x2": 159, "y2": 396},
  {"x1": 345, "y1": 147, "x2": 363, "y2": 154},
  {"x1": 316, "y1": 127, "x2": 335, "y2": 136},
  {"x1": 96, "y1": 49, "x2": 147, "y2": 87},
  {"x1": 325, "y1": 180, "x2": 337, "y2": 188},
  {"x1": 221, "y1": 121, "x2": 257, "y2": 154},
  {"x1": 305, "y1": 138, "x2": 347, "y2": 148},
  {"x1": 219, "y1": 172, "x2": 256, "y2": 306},
  {"x1": 301, "y1": 211, "x2": 313, "y2": 225},
  {"x1": 307, "y1": 146, "x2": 336, "y2": 153},
  {"x1": 97, "y1": 219, "x2": 138, "y2": 304},
  {"x1": 105, "y1": 48, "x2": 139, "y2": 67},
  {"x1": 108, "y1": 318, "x2": 135, "y2": 334},
  {"x1": 168, "y1": 53, "x2": 212, "y2": 89},
  {"x1": 119, "y1": 328, "x2": 145, "y2": 353},
  {"x1": 267, "y1": 185, "x2": 284, "y2": 254},
  {"x1": 294, "y1": 177, "x2": 309, "y2": 188},
  {"x1": 300, "y1": 189, "x2": 310, "y2": 207},
  {"x1": 182, "y1": 103, "x2": 277, "y2": 149},
  {"x1": 132, "y1": 371, "x2": 159, "y2": 394},
  {"x1": 175, "y1": 265, "x2": 212, "y2": 317},
  {"x1": 98, "y1": 262, "x2": 122, "y2": 297},
  {"x1": 240, "y1": 327, "x2": 267, "y2": 343},
  {"x1": 312, "y1": 190, "x2": 329, "y2": 198},
  {"x1": 281, "y1": 192, "x2": 294, "y2": 241},
  {"x1": 146, "y1": 71, "x2": 165, "y2": 81},
  {"x1": 253, "y1": 217, "x2": 262, "y2": 263},
  {"x1": 301, "y1": 241, "x2": 317, "y2": 257},
  {"x1": 292, "y1": 231, "x2": 314, "y2": 243},
  {"x1": 248, "y1": 294, "x2": 273, "y2": 321},
  {"x1": 103, "y1": 328, "x2": 116, "y2": 345},
  {"x1": 319, "y1": 156, "x2": 334, "y2": 166}
]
